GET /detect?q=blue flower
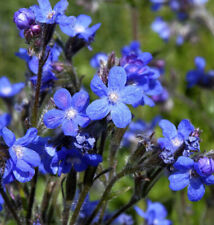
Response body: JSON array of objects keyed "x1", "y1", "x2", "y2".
[
  {"x1": 86, "y1": 66, "x2": 143, "y2": 128},
  {"x1": 0, "y1": 113, "x2": 11, "y2": 135},
  {"x1": 51, "y1": 147, "x2": 102, "y2": 174},
  {"x1": 44, "y1": 88, "x2": 90, "y2": 136},
  {"x1": 30, "y1": 0, "x2": 68, "y2": 24},
  {"x1": 169, "y1": 156, "x2": 214, "y2": 201},
  {"x1": 15, "y1": 48, "x2": 31, "y2": 62},
  {"x1": 186, "y1": 57, "x2": 214, "y2": 88},
  {"x1": 121, "y1": 41, "x2": 142, "y2": 56},
  {"x1": 113, "y1": 213, "x2": 133, "y2": 225},
  {"x1": 0, "y1": 77, "x2": 24, "y2": 98},
  {"x1": 152, "y1": 88, "x2": 169, "y2": 103},
  {"x1": 90, "y1": 53, "x2": 108, "y2": 68},
  {"x1": 1, "y1": 127, "x2": 41, "y2": 183},
  {"x1": 13, "y1": 8, "x2": 35, "y2": 30},
  {"x1": 151, "y1": 17, "x2": 171, "y2": 41},
  {"x1": 60, "y1": 14, "x2": 101, "y2": 42},
  {"x1": 135, "y1": 200, "x2": 171, "y2": 225},
  {"x1": 158, "y1": 119, "x2": 196, "y2": 164}
]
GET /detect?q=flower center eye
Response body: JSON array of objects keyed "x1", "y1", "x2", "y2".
[
  {"x1": 47, "y1": 11, "x2": 55, "y2": 19},
  {"x1": 65, "y1": 108, "x2": 77, "y2": 119},
  {"x1": 1, "y1": 87, "x2": 12, "y2": 95},
  {"x1": 13, "y1": 145, "x2": 23, "y2": 158},
  {"x1": 171, "y1": 137, "x2": 183, "y2": 147},
  {"x1": 75, "y1": 25, "x2": 85, "y2": 33},
  {"x1": 108, "y1": 92, "x2": 119, "y2": 103}
]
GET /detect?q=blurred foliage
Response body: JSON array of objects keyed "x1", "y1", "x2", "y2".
[{"x1": 1, "y1": 0, "x2": 214, "y2": 224}]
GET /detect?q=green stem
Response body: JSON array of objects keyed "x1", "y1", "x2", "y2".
[{"x1": 69, "y1": 185, "x2": 90, "y2": 225}]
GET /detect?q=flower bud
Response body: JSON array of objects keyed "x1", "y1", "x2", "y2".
[
  {"x1": 13, "y1": 8, "x2": 35, "y2": 30},
  {"x1": 197, "y1": 157, "x2": 214, "y2": 176},
  {"x1": 30, "y1": 24, "x2": 41, "y2": 36},
  {"x1": 52, "y1": 62, "x2": 64, "y2": 73}
]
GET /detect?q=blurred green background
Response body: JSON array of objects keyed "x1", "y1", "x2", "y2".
[{"x1": 1, "y1": 0, "x2": 214, "y2": 224}]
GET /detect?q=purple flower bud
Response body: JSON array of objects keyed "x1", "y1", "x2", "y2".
[
  {"x1": 30, "y1": 24, "x2": 41, "y2": 36},
  {"x1": 197, "y1": 157, "x2": 214, "y2": 176},
  {"x1": 13, "y1": 8, "x2": 35, "y2": 30},
  {"x1": 52, "y1": 62, "x2": 64, "y2": 73}
]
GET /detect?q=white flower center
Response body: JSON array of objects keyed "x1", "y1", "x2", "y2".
[
  {"x1": 65, "y1": 108, "x2": 77, "y2": 119},
  {"x1": 47, "y1": 11, "x2": 56, "y2": 19},
  {"x1": 1, "y1": 87, "x2": 12, "y2": 95},
  {"x1": 13, "y1": 145, "x2": 23, "y2": 158},
  {"x1": 171, "y1": 137, "x2": 183, "y2": 147},
  {"x1": 75, "y1": 25, "x2": 85, "y2": 33},
  {"x1": 108, "y1": 92, "x2": 119, "y2": 103}
]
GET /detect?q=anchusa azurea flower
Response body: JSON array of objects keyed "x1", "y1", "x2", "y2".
[
  {"x1": 86, "y1": 66, "x2": 143, "y2": 128},
  {"x1": 30, "y1": 0, "x2": 69, "y2": 24},
  {"x1": 0, "y1": 77, "x2": 24, "y2": 98},
  {"x1": 169, "y1": 156, "x2": 214, "y2": 201},
  {"x1": 158, "y1": 119, "x2": 200, "y2": 164},
  {"x1": 135, "y1": 200, "x2": 172, "y2": 225},
  {"x1": 186, "y1": 56, "x2": 214, "y2": 88},
  {"x1": 60, "y1": 14, "x2": 101, "y2": 43},
  {"x1": 1, "y1": 127, "x2": 40, "y2": 183},
  {"x1": 44, "y1": 88, "x2": 90, "y2": 136}
]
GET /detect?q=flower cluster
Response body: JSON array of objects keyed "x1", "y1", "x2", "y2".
[{"x1": 186, "y1": 56, "x2": 214, "y2": 88}]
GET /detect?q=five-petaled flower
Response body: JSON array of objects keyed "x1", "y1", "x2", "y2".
[
  {"x1": 86, "y1": 66, "x2": 143, "y2": 128},
  {"x1": 44, "y1": 88, "x2": 90, "y2": 136},
  {"x1": 30, "y1": 0, "x2": 68, "y2": 24},
  {"x1": 1, "y1": 127, "x2": 41, "y2": 183},
  {"x1": 135, "y1": 200, "x2": 171, "y2": 225},
  {"x1": 169, "y1": 156, "x2": 214, "y2": 201}
]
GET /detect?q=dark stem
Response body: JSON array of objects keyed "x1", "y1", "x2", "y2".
[
  {"x1": 41, "y1": 178, "x2": 57, "y2": 223},
  {"x1": 0, "y1": 186, "x2": 22, "y2": 225},
  {"x1": 27, "y1": 35, "x2": 48, "y2": 224}
]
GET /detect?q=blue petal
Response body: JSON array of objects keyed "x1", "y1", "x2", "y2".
[
  {"x1": 71, "y1": 90, "x2": 89, "y2": 112},
  {"x1": 187, "y1": 177, "x2": 205, "y2": 201},
  {"x1": 108, "y1": 66, "x2": 127, "y2": 90},
  {"x1": 73, "y1": 161, "x2": 88, "y2": 172},
  {"x1": 2, "y1": 127, "x2": 16, "y2": 147},
  {"x1": 168, "y1": 171, "x2": 190, "y2": 191},
  {"x1": 142, "y1": 95, "x2": 155, "y2": 107},
  {"x1": 15, "y1": 128, "x2": 38, "y2": 146},
  {"x1": 76, "y1": 115, "x2": 90, "y2": 128},
  {"x1": 159, "y1": 120, "x2": 177, "y2": 139},
  {"x1": 195, "y1": 57, "x2": 206, "y2": 70},
  {"x1": 86, "y1": 98, "x2": 110, "y2": 120},
  {"x1": 84, "y1": 154, "x2": 102, "y2": 166},
  {"x1": 53, "y1": 0, "x2": 68, "y2": 14},
  {"x1": 21, "y1": 148, "x2": 41, "y2": 167},
  {"x1": 147, "y1": 202, "x2": 167, "y2": 220},
  {"x1": 177, "y1": 119, "x2": 194, "y2": 140},
  {"x1": 0, "y1": 77, "x2": 11, "y2": 90},
  {"x1": 12, "y1": 83, "x2": 25, "y2": 95},
  {"x1": 120, "y1": 85, "x2": 143, "y2": 105},
  {"x1": 30, "y1": 5, "x2": 46, "y2": 23},
  {"x1": 173, "y1": 156, "x2": 194, "y2": 170},
  {"x1": 0, "y1": 113, "x2": 11, "y2": 129},
  {"x1": 111, "y1": 103, "x2": 131, "y2": 128},
  {"x1": 43, "y1": 109, "x2": 64, "y2": 129},
  {"x1": 28, "y1": 56, "x2": 39, "y2": 74},
  {"x1": 54, "y1": 88, "x2": 72, "y2": 110},
  {"x1": 203, "y1": 175, "x2": 214, "y2": 185},
  {"x1": 90, "y1": 75, "x2": 108, "y2": 97},
  {"x1": 62, "y1": 119, "x2": 78, "y2": 136},
  {"x1": 157, "y1": 220, "x2": 172, "y2": 225},
  {"x1": 13, "y1": 163, "x2": 35, "y2": 183},
  {"x1": 134, "y1": 206, "x2": 145, "y2": 218},
  {"x1": 158, "y1": 137, "x2": 174, "y2": 150},
  {"x1": 38, "y1": 0, "x2": 52, "y2": 13},
  {"x1": 76, "y1": 14, "x2": 92, "y2": 28}
]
